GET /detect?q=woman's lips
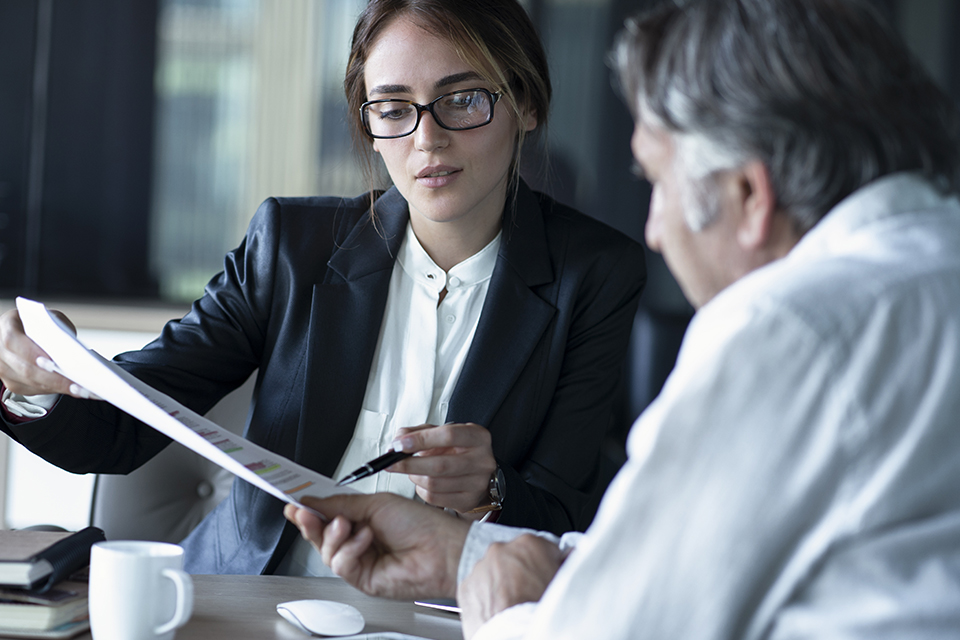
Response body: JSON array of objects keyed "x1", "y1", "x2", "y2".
[{"x1": 416, "y1": 166, "x2": 461, "y2": 188}]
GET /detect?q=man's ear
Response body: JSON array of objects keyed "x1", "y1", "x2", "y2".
[{"x1": 736, "y1": 160, "x2": 776, "y2": 250}]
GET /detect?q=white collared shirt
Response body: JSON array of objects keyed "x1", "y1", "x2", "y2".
[
  {"x1": 278, "y1": 221, "x2": 501, "y2": 576},
  {"x1": 331, "y1": 222, "x2": 501, "y2": 495},
  {"x1": 464, "y1": 174, "x2": 960, "y2": 639}
]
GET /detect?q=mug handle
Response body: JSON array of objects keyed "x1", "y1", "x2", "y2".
[{"x1": 154, "y1": 568, "x2": 195, "y2": 635}]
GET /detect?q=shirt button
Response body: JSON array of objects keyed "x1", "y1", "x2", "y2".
[
  {"x1": 445, "y1": 314, "x2": 456, "y2": 324},
  {"x1": 448, "y1": 276, "x2": 461, "y2": 288}
]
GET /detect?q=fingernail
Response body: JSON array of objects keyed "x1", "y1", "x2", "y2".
[
  {"x1": 36, "y1": 357, "x2": 56, "y2": 372},
  {"x1": 394, "y1": 437, "x2": 415, "y2": 452},
  {"x1": 69, "y1": 384, "x2": 92, "y2": 399}
]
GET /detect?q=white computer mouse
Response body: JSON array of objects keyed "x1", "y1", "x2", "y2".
[{"x1": 276, "y1": 599, "x2": 365, "y2": 636}]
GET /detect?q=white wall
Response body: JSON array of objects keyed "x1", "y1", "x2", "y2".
[{"x1": 1, "y1": 300, "x2": 188, "y2": 530}]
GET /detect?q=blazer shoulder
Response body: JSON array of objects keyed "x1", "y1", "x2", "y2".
[
  {"x1": 244, "y1": 192, "x2": 377, "y2": 252},
  {"x1": 533, "y1": 190, "x2": 644, "y2": 261}
]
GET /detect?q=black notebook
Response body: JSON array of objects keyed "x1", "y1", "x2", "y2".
[{"x1": 0, "y1": 527, "x2": 105, "y2": 592}]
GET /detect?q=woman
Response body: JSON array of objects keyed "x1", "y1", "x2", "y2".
[{"x1": 0, "y1": 0, "x2": 645, "y2": 575}]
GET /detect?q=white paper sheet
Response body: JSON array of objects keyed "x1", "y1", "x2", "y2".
[{"x1": 16, "y1": 297, "x2": 354, "y2": 511}]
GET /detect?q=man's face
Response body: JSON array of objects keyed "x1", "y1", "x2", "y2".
[{"x1": 632, "y1": 123, "x2": 746, "y2": 309}]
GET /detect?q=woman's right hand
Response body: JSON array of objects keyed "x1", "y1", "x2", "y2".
[
  {"x1": 0, "y1": 309, "x2": 88, "y2": 398},
  {"x1": 388, "y1": 422, "x2": 498, "y2": 515}
]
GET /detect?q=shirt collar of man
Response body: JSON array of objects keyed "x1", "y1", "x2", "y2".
[{"x1": 789, "y1": 172, "x2": 959, "y2": 264}]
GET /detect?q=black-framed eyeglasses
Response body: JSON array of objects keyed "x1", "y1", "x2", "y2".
[{"x1": 360, "y1": 88, "x2": 502, "y2": 139}]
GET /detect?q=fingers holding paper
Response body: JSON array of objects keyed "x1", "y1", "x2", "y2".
[
  {"x1": 283, "y1": 493, "x2": 470, "y2": 600},
  {"x1": 0, "y1": 309, "x2": 96, "y2": 400},
  {"x1": 390, "y1": 422, "x2": 497, "y2": 515}
]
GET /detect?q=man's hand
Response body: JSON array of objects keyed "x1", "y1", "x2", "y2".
[
  {"x1": 0, "y1": 309, "x2": 92, "y2": 398},
  {"x1": 388, "y1": 422, "x2": 497, "y2": 515},
  {"x1": 458, "y1": 534, "x2": 564, "y2": 639},
  {"x1": 284, "y1": 492, "x2": 471, "y2": 600}
]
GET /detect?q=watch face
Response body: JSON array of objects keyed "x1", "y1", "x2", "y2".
[{"x1": 491, "y1": 467, "x2": 505, "y2": 504}]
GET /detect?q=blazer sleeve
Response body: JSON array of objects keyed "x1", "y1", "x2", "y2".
[
  {"x1": 496, "y1": 221, "x2": 646, "y2": 534},
  {"x1": 0, "y1": 197, "x2": 320, "y2": 474}
]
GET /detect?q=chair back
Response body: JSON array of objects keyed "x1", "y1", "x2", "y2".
[{"x1": 89, "y1": 374, "x2": 255, "y2": 543}]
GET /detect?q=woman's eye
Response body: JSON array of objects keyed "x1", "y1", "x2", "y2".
[
  {"x1": 446, "y1": 94, "x2": 475, "y2": 110},
  {"x1": 378, "y1": 105, "x2": 413, "y2": 120}
]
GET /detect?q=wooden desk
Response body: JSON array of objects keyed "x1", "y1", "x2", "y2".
[{"x1": 75, "y1": 575, "x2": 463, "y2": 640}]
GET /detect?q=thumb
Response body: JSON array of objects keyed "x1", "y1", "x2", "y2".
[{"x1": 300, "y1": 493, "x2": 380, "y2": 523}]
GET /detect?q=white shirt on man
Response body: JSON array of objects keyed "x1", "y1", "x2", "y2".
[{"x1": 464, "y1": 173, "x2": 960, "y2": 639}]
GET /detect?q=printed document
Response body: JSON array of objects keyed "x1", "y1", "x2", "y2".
[{"x1": 16, "y1": 297, "x2": 354, "y2": 511}]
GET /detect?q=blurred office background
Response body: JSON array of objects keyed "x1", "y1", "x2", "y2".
[{"x1": 1, "y1": 0, "x2": 958, "y2": 531}]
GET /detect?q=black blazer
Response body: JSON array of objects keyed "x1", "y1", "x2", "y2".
[{"x1": 3, "y1": 181, "x2": 644, "y2": 574}]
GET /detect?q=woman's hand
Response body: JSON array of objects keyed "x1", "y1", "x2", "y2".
[
  {"x1": 388, "y1": 422, "x2": 497, "y2": 516},
  {"x1": 0, "y1": 309, "x2": 93, "y2": 399}
]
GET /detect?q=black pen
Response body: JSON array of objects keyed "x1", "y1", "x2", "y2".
[{"x1": 336, "y1": 447, "x2": 413, "y2": 486}]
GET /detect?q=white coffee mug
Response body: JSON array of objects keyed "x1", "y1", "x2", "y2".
[{"x1": 89, "y1": 541, "x2": 194, "y2": 640}]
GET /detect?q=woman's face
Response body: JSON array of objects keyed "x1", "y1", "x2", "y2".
[{"x1": 364, "y1": 16, "x2": 536, "y2": 242}]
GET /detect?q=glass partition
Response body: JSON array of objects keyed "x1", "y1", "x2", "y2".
[{"x1": 149, "y1": 0, "x2": 366, "y2": 301}]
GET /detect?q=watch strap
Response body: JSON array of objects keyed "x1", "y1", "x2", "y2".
[{"x1": 465, "y1": 466, "x2": 504, "y2": 514}]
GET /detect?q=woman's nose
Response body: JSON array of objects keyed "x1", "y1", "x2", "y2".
[{"x1": 414, "y1": 111, "x2": 450, "y2": 152}]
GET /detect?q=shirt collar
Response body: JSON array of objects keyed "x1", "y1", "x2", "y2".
[
  {"x1": 789, "y1": 172, "x2": 960, "y2": 263},
  {"x1": 397, "y1": 223, "x2": 502, "y2": 293}
]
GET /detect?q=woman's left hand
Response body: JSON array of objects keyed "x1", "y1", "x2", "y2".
[{"x1": 387, "y1": 422, "x2": 497, "y2": 516}]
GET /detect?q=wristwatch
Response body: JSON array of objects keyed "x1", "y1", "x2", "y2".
[
  {"x1": 467, "y1": 466, "x2": 506, "y2": 514},
  {"x1": 488, "y1": 465, "x2": 505, "y2": 509}
]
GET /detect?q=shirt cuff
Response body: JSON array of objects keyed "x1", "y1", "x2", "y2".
[
  {"x1": 1, "y1": 386, "x2": 60, "y2": 420},
  {"x1": 471, "y1": 602, "x2": 538, "y2": 640},
  {"x1": 457, "y1": 521, "x2": 566, "y2": 586},
  {"x1": 458, "y1": 522, "x2": 532, "y2": 586}
]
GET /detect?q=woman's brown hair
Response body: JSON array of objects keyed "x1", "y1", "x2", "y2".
[{"x1": 344, "y1": 0, "x2": 551, "y2": 195}]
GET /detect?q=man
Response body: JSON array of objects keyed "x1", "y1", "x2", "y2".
[{"x1": 294, "y1": 0, "x2": 960, "y2": 637}]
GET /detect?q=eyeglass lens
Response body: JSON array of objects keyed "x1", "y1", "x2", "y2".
[{"x1": 364, "y1": 90, "x2": 494, "y2": 138}]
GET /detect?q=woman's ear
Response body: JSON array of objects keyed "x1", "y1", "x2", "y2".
[
  {"x1": 522, "y1": 109, "x2": 538, "y2": 132},
  {"x1": 372, "y1": 139, "x2": 381, "y2": 154}
]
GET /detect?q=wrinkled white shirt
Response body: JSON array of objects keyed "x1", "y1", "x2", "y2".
[
  {"x1": 465, "y1": 174, "x2": 960, "y2": 639},
  {"x1": 278, "y1": 222, "x2": 499, "y2": 576}
]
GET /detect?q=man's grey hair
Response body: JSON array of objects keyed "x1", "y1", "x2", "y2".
[
  {"x1": 614, "y1": 0, "x2": 960, "y2": 234},
  {"x1": 671, "y1": 132, "x2": 745, "y2": 231}
]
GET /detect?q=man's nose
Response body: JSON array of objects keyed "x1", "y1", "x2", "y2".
[{"x1": 644, "y1": 204, "x2": 662, "y2": 253}]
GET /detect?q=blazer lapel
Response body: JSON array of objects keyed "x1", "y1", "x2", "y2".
[
  {"x1": 447, "y1": 182, "x2": 556, "y2": 430},
  {"x1": 295, "y1": 188, "x2": 409, "y2": 475}
]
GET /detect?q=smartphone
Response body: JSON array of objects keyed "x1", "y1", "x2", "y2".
[{"x1": 413, "y1": 598, "x2": 460, "y2": 614}]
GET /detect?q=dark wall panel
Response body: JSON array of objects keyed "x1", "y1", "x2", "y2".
[
  {"x1": 0, "y1": 1, "x2": 38, "y2": 292},
  {"x1": 0, "y1": 0, "x2": 159, "y2": 299},
  {"x1": 38, "y1": 0, "x2": 159, "y2": 297}
]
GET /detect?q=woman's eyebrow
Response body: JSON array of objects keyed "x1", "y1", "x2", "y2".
[
  {"x1": 368, "y1": 72, "x2": 483, "y2": 98},
  {"x1": 368, "y1": 83, "x2": 410, "y2": 97},
  {"x1": 435, "y1": 71, "x2": 482, "y2": 90}
]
